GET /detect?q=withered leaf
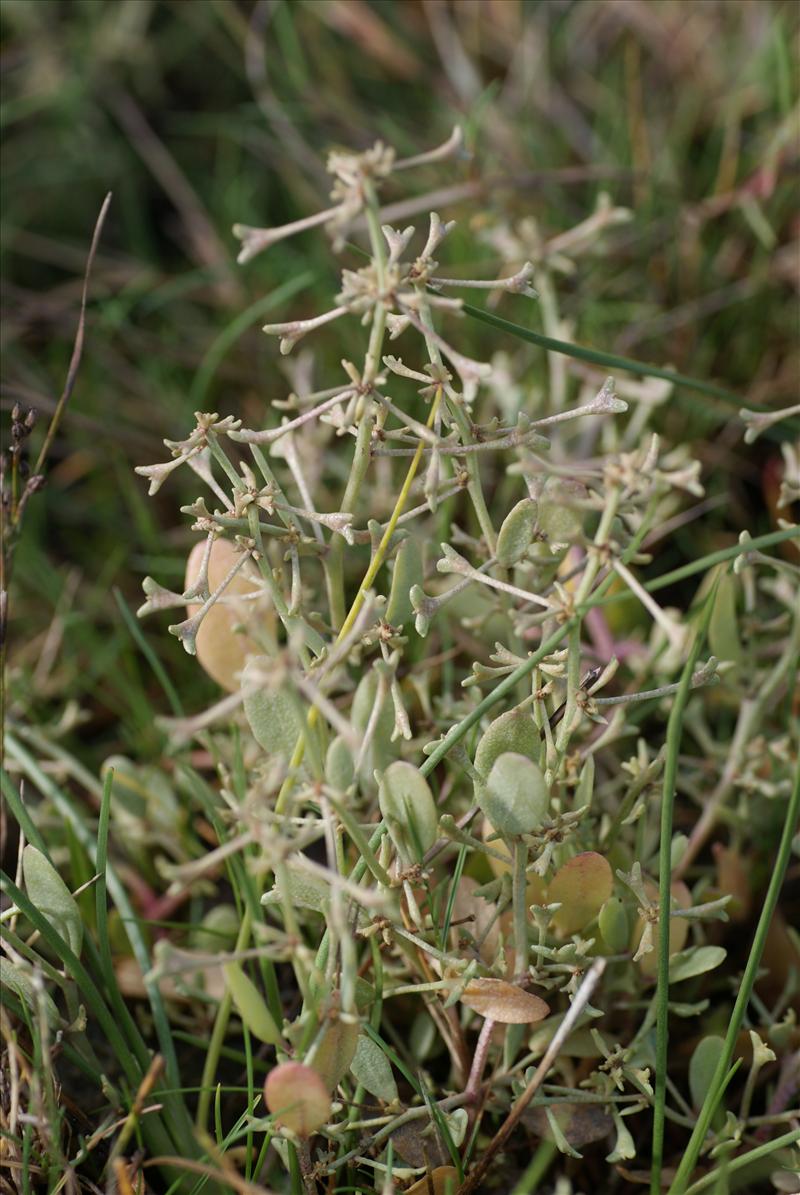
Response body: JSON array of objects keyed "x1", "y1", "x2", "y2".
[
  {"x1": 404, "y1": 1167, "x2": 460, "y2": 1195},
  {"x1": 524, "y1": 1101, "x2": 613, "y2": 1150},
  {"x1": 461, "y1": 978, "x2": 549, "y2": 1024}
]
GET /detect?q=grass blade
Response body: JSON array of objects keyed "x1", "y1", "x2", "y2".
[
  {"x1": 190, "y1": 273, "x2": 313, "y2": 406},
  {"x1": 114, "y1": 587, "x2": 185, "y2": 717},
  {"x1": 4, "y1": 733, "x2": 192, "y2": 1129},
  {"x1": 461, "y1": 302, "x2": 800, "y2": 440},
  {"x1": 0, "y1": 768, "x2": 47, "y2": 854},
  {"x1": 667, "y1": 759, "x2": 800, "y2": 1193},
  {"x1": 651, "y1": 579, "x2": 719, "y2": 1194},
  {"x1": 682, "y1": 1127, "x2": 800, "y2": 1195},
  {"x1": 0, "y1": 871, "x2": 141, "y2": 1086}
]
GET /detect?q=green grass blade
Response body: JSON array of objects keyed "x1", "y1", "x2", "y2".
[
  {"x1": 92, "y1": 769, "x2": 151, "y2": 1073},
  {"x1": 0, "y1": 870, "x2": 141, "y2": 1085},
  {"x1": 460, "y1": 302, "x2": 800, "y2": 440},
  {"x1": 667, "y1": 760, "x2": 800, "y2": 1193},
  {"x1": 651, "y1": 579, "x2": 719, "y2": 1194},
  {"x1": 682, "y1": 1127, "x2": 800, "y2": 1195},
  {"x1": 114, "y1": 588, "x2": 185, "y2": 717},
  {"x1": 440, "y1": 844, "x2": 468, "y2": 949},
  {"x1": 4, "y1": 733, "x2": 192, "y2": 1131},
  {"x1": 190, "y1": 273, "x2": 313, "y2": 407},
  {"x1": 422, "y1": 1085, "x2": 465, "y2": 1180},
  {"x1": 0, "y1": 767, "x2": 48, "y2": 853},
  {"x1": 510, "y1": 1139, "x2": 558, "y2": 1194},
  {"x1": 598, "y1": 527, "x2": 800, "y2": 609}
]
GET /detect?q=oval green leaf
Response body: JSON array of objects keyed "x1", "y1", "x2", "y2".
[
  {"x1": 474, "y1": 707, "x2": 540, "y2": 779},
  {"x1": 599, "y1": 896, "x2": 629, "y2": 953},
  {"x1": 22, "y1": 845, "x2": 83, "y2": 957},
  {"x1": 496, "y1": 499, "x2": 538, "y2": 567},
  {"x1": 668, "y1": 945, "x2": 727, "y2": 984},
  {"x1": 242, "y1": 656, "x2": 304, "y2": 762},
  {"x1": 223, "y1": 962, "x2": 282, "y2": 1045},
  {"x1": 479, "y1": 752, "x2": 549, "y2": 838},
  {"x1": 386, "y1": 537, "x2": 424, "y2": 627},
  {"x1": 325, "y1": 735, "x2": 355, "y2": 792},
  {"x1": 378, "y1": 761, "x2": 438, "y2": 864},
  {"x1": 0, "y1": 958, "x2": 60, "y2": 1028},
  {"x1": 708, "y1": 567, "x2": 744, "y2": 666},
  {"x1": 350, "y1": 1033, "x2": 399, "y2": 1104},
  {"x1": 537, "y1": 480, "x2": 585, "y2": 547},
  {"x1": 689, "y1": 1035, "x2": 726, "y2": 1110}
]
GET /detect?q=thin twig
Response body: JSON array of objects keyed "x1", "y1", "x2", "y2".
[{"x1": 32, "y1": 193, "x2": 112, "y2": 479}]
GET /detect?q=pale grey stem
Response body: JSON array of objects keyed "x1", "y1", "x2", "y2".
[
  {"x1": 230, "y1": 388, "x2": 354, "y2": 443},
  {"x1": 612, "y1": 558, "x2": 685, "y2": 650},
  {"x1": 233, "y1": 205, "x2": 340, "y2": 264},
  {"x1": 186, "y1": 449, "x2": 235, "y2": 510},
  {"x1": 294, "y1": 675, "x2": 360, "y2": 751},
  {"x1": 156, "y1": 687, "x2": 250, "y2": 744},
  {"x1": 399, "y1": 303, "x2": 490, "y2": 388},
  {"x1": 423, "y1": 805, "x2": 480, "y2": 865},
  {"x1": 288, "y1": 544, "x2": 302, "y2": 613},
  {"x1": 160, "y1": 832, "x2": 255, "y2": 886},
  {"x1": 428, "y1": 262, "x2": 535, "y2": 294},
  {"x1": 444, "y1": 554, "x2": 553, "y2": 610},
  {"x1": 393, "y1": 126, "x2": 463, "y2": 171},
  {"x1": 372, "y1": 428, "x2": 542, "y2": 457},
  {"x1": 373, "y1": 390, "x2": 440, "y2": 444},
  {"x1": 262, "y1": 304, "x2": 349, "y2": 340},
  {"x1": 274, "y1": 433, "x2": 324, "y2": 543},
  {"x1": 169, "y1": 549, "x2": 252, "y2": 654},
  {"x1": 593, "y1": 662, "x2": 718, "y2": 706}
]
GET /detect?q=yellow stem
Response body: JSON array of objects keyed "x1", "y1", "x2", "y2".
[{"x1": 275, "y1": 386, "x2": 443, "y2": 813}]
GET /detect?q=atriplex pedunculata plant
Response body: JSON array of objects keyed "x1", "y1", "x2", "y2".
[{"x1": 134, "y1": 131, "x2": 800, "y2": 1192}]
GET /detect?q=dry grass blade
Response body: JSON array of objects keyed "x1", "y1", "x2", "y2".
[
  {"x1": 143, "y1": 1156, "x2": 278, "y2": 1193},
  {"x1": 31, "y1": 192, "x2": 112, "y2": 479}
]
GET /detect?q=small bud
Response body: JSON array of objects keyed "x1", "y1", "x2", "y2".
[
  {"x1": 137, "y1": 577, "x2": 189, "y2": 618},
  {"x1": 135, "y1": 456, "x2": 189, "y2": 496}
]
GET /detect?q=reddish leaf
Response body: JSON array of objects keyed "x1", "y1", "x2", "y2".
[
  {"x1": 264, "y1": 1062, "x2": 331, "y2": 1137},
  {"x1": 549, "y1": 852, "x2": 613, "y2": 936}
]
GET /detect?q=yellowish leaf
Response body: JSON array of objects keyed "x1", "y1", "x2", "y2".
[
  {"x1": 404, "y1": 1167, "x2": 460, "y2": 1195},
  {"x1": 461, "y1": 978, "x2": 549, "y2": 1024}
]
